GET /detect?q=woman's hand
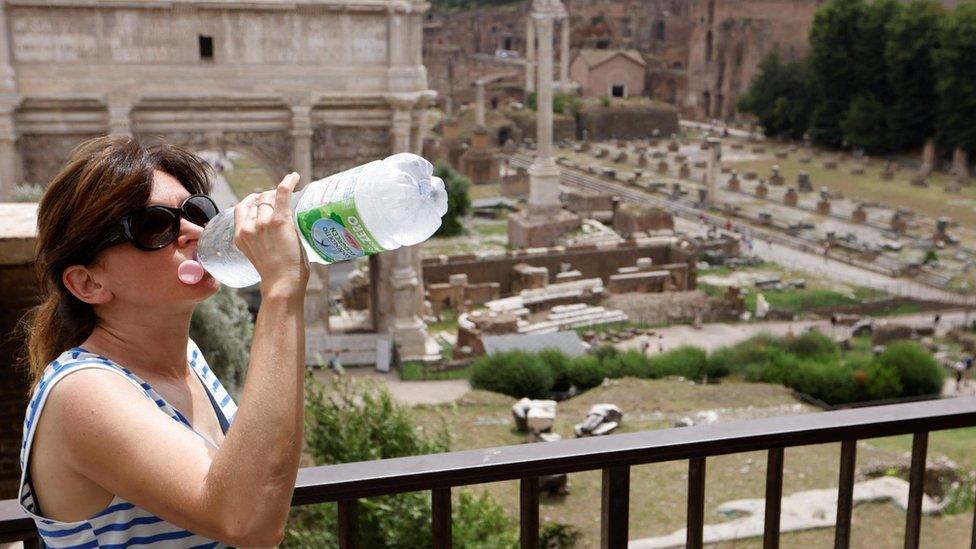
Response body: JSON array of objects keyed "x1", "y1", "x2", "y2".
[{"x1": 233, "y1": 172, "x2": 309, "y2": 299}]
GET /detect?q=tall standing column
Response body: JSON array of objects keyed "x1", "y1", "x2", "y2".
[
  {"x1": 559, "y1": 17, "x2": 570, "y2": 91},
  {"x1": 705, "y1": 137, "x2": 722, "y2": 205},
  {"x1": 290, "y1": 105, "x2": 314, "y2": 187},
  {"x1": 528, "y1": 9, "x2": 560, "y2": 213},
  {"x1": 387, "y1": 95, "x2": 429, "y2": 360},
  {"x1": 475, "y1": 80, "x2": 486, "y2": 128},
  {"x1": 0, "y1": 99, "x2": 17, "y2": 201},
  {"x1": 525, "y1": 16, "x2": 536, "y2": 93}
]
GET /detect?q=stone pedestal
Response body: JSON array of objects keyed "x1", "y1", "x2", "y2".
[
  {"x1": 460, "y1": 126, "x2": 499, "y2": 184},
  {"x1": 769, "y1": 165, "x2": 784, "y2": 186},
  {"x1": 755, "y1": 181, "x2": 768, "y2": 198},
  {"x1": 852, "y1": 205, "x2": 867, "y2": 224},
  {"x1": 508, "y1": 208, "x2": 580, "y2": 248},
  {"x1": 441, "y1": 117, "x2": 466, "y2": 170},
  {"x1": 891, "y1": 212, "x2": 907, "y2": 234},
  {"x1": 783, "y1": 187, "x2": 797, "y2": 207},
  {"x1": 797, "y1": 172, "x2": 812, "y2": 192},
  {"x1": 678, "y1": 163, "x2": 691, "y2": 179},
  {"x1": 817, "y1": 199, "x2": 831, "y2": 215},
  {"x1": 656, "y1": 160, "x2": 669, "y2": 174},
  {"x1": 727, "y1": 171, "x2": 740, "y2": 192}
]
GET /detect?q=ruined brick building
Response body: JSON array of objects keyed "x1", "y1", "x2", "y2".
[{"x1": 424, "y1": 0, "x2": 824, "y2": 120}]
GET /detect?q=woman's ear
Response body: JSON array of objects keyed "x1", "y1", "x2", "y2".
[{"x1": 62, "y1": 264, "x2": 113, "y2": 305}]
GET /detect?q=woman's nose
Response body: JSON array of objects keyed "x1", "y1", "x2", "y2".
[{"x1": 177, "y1": 217, "x2": 204, "y2": 247}]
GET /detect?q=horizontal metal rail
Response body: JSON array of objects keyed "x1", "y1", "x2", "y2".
[{"x1": 2, "y1": 397, "x2": 975, "y2": 547}]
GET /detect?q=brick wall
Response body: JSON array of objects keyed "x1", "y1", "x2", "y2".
[{"x1": 422, "y1": 240, "x2": 696, "y2": 296}]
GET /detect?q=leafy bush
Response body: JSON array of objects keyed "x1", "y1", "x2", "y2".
[
  {"x1": 786, "y1": 330, "x2": 838, "y2": 361},
  {"x1": 189, "y1": 285, "x2": 254, "y2": 397},
  {"x1": 469, "y1": 350, "x2": 554, "y2": 398},
  {"x1": 540, "y1": 522, "x2": 581, "y2": 548},
  {"x1": 878, "y1": 341, "x2": 945, "y2": 397},
  {"x1": 538, "y1": 349, "x2": 573, "y2": 392},
  {"x1": 846, "y1": 355, "x2": 903, "y2": 401},
  {"x1": 433, "y1": 162, "x2": 472, "y2": 238},
  {"x1": 286, "y1": 377, "x2": 519, "y2": 547},
  {"x1": 647, "y1": 346, "x2": 709, "y2": 380},
  {"x1": 599, "y1": 96, "x2": 611, "y2": 107},
  {"x1": 785, "y1": 359, "x2": 857, "y2": 405},
  {"x1": 566, "y1": 355, "x2": 605, "y2": 391}
]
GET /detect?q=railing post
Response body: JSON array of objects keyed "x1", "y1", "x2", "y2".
[
  {"x1": 904, "y1": 432, "x2": 928, "y2": 549},
  {"x1": 601, "y1": 466, "x2": 630, "y2": 549},
  {"x1": 834, "y1": 440, "x2": 857, "y2": 549},
  {"x1": 687, "y1": 457, "x2": 706, "y2": 549},
  {"x1": 432, "y1": 487, "x2": 452, "y2": 549},
  {"x1": 338, "y1": 499, "x2": 359, "y2": 549},
  {"x1": 764, "y1": 447, "x2": 784, "y2": 549},
  {"x1": 520, "y1": 477, "x2": 540, "y2": 549}
]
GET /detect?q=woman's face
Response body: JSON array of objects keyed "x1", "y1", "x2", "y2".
[{"x1": 87, "y1": 170, "x2": 221, "y2": 310}]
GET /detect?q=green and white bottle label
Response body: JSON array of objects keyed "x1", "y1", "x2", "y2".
[{"x1": 294, "y1": 163, "x2": 387, "y2": 263}]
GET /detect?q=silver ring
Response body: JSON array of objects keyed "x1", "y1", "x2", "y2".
[{"x1": 257, "y1": 202, "x2": 275, "y2": 211}]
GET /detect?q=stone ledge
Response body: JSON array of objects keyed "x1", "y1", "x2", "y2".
[{"x1": 0, "y1": 203, "x2": 37, "y2": 266}]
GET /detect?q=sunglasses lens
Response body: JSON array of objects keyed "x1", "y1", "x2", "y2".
[
  {"x1": 130, "y1": 207, "x2": 178, "y2": 249},
  {"x1": 183, "y1": 195, "x2": 218, "y2": 227}
]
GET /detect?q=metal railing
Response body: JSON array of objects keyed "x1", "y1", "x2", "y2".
[{"x1": 2, "y1": 397, "x2": 976, "y2": 547}]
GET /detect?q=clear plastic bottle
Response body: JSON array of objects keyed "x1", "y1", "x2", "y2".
[{"x1": 195, "y1": 153, "x2": 448, "y2": 288}]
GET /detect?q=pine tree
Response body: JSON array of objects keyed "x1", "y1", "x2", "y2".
[{"x1": 808, "y1": 0, "x2": 866, "y2": 148}]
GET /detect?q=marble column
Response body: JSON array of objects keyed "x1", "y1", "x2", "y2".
[
  {"x1": 290, "y1": 105, "x2": 314, "y2": 186},
  {"x1": 475, "y1": 80, "x2": 486, "y2": 128},
  {"x1": 705, "y1": 137, "x2": 722, "y2": 205},
  {"x1": 387, "y1": 95, "x2": 429, "y2": 360},
  {"x1": 0, "y1": 99, "x2": 17, "y2": 201},
  {"x1": 525, "y1": 16, "x2": 536, "y2": 93},
  {"x1": 528, "y1": 8, "x2": 560, "y2": 213},
  {"x1": 559, "y1": 16, "x2": 570, "y2": 90},
  {"x1": 0, "y1": 2, "x2": 15, "y2": 94},
  {"x1": 108, "y1": 104, "x2": 133, "y2": 137}
]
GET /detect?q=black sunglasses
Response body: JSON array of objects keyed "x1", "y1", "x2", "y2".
[{"x1": 96, "y1": 194, "x2": 219, "y2": 252}]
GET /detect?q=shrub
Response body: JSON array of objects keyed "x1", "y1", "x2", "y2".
[
  {"x1": 538, "y1": 348, "x2": 573, "y2": 392},
  {"x1": 648, "y1": 346, "x2": 709, "y2": 380},
  {"x1": 786, "y1": 330, "x2": 838, "y2": 360},
  {"x1": 433, "y1": 162, "x2": 472, "y2": 238},
  {"x1": 286, "y1": 377, "x2": 519, "y2": 547},
  {"x1": 878, "y1": 341, "x2": 944, "y2": 397},
  {"x1": 189, "y1": 285, "x2": 254, "y2": 397},
  {"x1": 785, "y1": 359, "x2": 857, "y2": 405},
  {"x1": 846, "y1": 355, "x2": 903, "y2": 401},
  {"x1": 540, "y1": 522, "x2": 581, "y2": 548},
  {"x1": 566, "y1": 355, "x2": 605, "y2": 391},
  {"x1": 469, "y1": 350, "x2": 554, "y2": 399}
]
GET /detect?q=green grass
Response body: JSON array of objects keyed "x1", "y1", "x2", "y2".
[
  {"x1": 468, "y1": 183, "x2": 501, "y2": 200},
  {"x1": 400, "y1": 361, "x2": 471, "y2": 381},
  {"x1": 727, "y1": 154, "x2": 974, "y2": 227},
  {"x1": 427, "y1": 311, "x2": 459, "y2": 334},
  {"x1": 222, "y1": 156, "x2": 274, "y2": 199}
]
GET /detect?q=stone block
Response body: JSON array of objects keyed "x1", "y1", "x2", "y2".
[
  {"x1": 755, "y1": 181, "x2": 768, "y2": 198},
  {"x1": 783, "y1": 187, "x2": 798, "y2": 206}
]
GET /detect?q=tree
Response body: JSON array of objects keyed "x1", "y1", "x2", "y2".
[
  {"x1": 189, "y1": 285, "x2": 254, "y2": 396},
  {"x1": 933, "y1": 2, "x2": 976, "y2": 152},
  {"x1": 433, "y1": 162, "x2": 472, "y2": 237},
  {"x1": 285, "y1": 377, "x2": 519, "y2": 547},
  {"x1": 808, "y1": 0, "x2": 866, "y2": 147},
  {"x1": 841, "y1": 94, "x2": 890, "y2": 155},
  {"x1": 737, "y1": 53, "x2": 813, "y2": 140},
  {"x1": 885, "y1": 0, "x2": 945, "y2": 151}
]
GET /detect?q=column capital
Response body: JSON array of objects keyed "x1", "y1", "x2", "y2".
[
  {"x1": 385, "y1": 92, "x2": 424, "y2": 113},
  {"x1": 290, "y1": 104, "x2": 313, "y2": 138}
]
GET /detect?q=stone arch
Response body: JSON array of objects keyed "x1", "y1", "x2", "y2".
[{"x1": 138, "y1": 131, "x2": 292, "y2": 185}]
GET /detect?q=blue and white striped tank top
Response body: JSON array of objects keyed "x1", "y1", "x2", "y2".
[{"x1": 19, "y1": 339, "x2": 238, "y2": 548}]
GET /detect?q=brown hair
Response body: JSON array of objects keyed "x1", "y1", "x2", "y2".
[{"x1": 15, "y1": 135, "x2": 212, "y2": 386}]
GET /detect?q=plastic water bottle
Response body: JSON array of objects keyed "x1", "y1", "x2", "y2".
[{"x1": 190, "y1": 153, "x2": 448, "y2": 288}]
